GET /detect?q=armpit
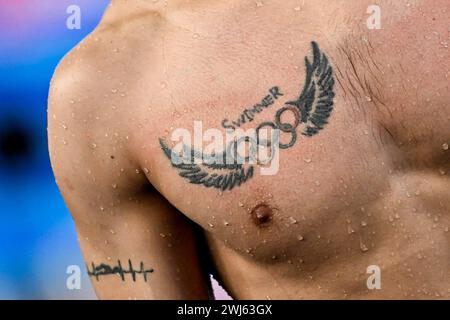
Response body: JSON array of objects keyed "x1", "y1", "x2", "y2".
[
  {"x1": 331, "y1": 34, "x2": 399, "y2": 148},
  {"x1": 333, "y1": 35, "x2": 388, "y2": 113}
]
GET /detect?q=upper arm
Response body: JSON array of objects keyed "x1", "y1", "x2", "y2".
[{"x1": 48, "y1": 48, "x2": 211, "y2": 300}]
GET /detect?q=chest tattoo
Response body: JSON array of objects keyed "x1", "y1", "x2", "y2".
[{"x1": 159, "y1": 41, "x2": 335, "y2": 191}]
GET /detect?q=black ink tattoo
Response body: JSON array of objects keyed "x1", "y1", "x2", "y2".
[
  {"x1": 285, "y1": 41, "x2": 335, "y2": 137},
  {"x1": 160, "y1": 138, "x2": 254, "y2": 191},
  {"x1": 87, "y1": 260, "x2": 154, "y2": 282},
  {"x1": 221, "y1": 87, "x2": 284, "y2": 130},
  {"x1": 160, "y1": 41, "x2": 335, "y2": 190}
]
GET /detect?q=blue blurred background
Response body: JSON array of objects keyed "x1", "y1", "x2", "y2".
[
  {"x1": 0, "y1": 0, "x2": 110, "y2": 299},
  {"x1": 0, "y1": 0, "x2": 230, "y2": 300}
]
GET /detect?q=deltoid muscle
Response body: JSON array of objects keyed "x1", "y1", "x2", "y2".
[{"x1": 160, "y1": 41, "x2": 335, "y2": 190}]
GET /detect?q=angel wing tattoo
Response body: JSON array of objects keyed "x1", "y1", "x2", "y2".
[
  {"x1": 160, "y1": 41, "x2": 335, "y2": 190},
  {"x1": 159, "y1": 138, "x2": 254, "y2": 191},
  {"x1": 286, "y1": 41, "x2": 335, "y2": 137}
]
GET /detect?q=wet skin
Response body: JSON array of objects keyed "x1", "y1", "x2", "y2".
[{"x1": 48, "y1": 0, "x2": 449, "y2": 299}]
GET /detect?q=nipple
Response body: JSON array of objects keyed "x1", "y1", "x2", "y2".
[{"x1": 250, "y1": 203, "x2": 273, "y2": 226}]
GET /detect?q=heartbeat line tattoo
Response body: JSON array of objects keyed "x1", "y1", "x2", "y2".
[
  {"x1": 160, "y1": 41, "x2": 335, "y2": 190},
  {"x1": 87, "y1": 260, "x2": 154, "y2": 282}
]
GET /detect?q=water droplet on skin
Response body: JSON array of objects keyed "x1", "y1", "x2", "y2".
[
  {"x1": 223, "y1": 221, "x2": 230, "y2": 226},
  {"x1": 256, "y1": 1, "x2": 264, "y2": 7},
  {"x1": 69, "y1": 100, "x2": 75, "y2": 104},
  {"x1": 91, "y1": 143, "x2": 97, "y2": 149},
  {"x1": 208, "y1": 223, "x2": 214, "y2": 228},
  {"x1": 112, "y1": 184, "x2": 118, "y2": 189},
  {"x1": 347, "y1": 225, "x2": 355, "y2": 234},
  {"x1": 271, "y1": 255, "x2": 277, "y2": 260},
  {"x1": 238, "y1": 202, "x2": 244, "y2": 207},
  {"x1": 143, "y1": 167, "x2": 150, "y2": 174},
  {"x1": 439, "y1": 169, "x2": 446, "y2": 175},
  {"x1": 361, "y1": 221, "x2": 368, "y2": 227},
  {"x1": 110, "y1": 229, "x2": 115, "y2": 234},
  {"x1": 444, "y1": 227, "x2": 449, "y2": 232},
  {"x1": 135, "y1": 169, "x2": 140, "y2": 174},
  {"x1": 442, "y1": 143, "x2": 449, "y2": 151},
  {"x1": 304, "y1": 158, "x2": 312, "y2": 163},
  {"x1": 100, "y1": 206, "x2": 105, "y2": 211},
  {"x1": 294, "y1": 6, "x2": 301, "y2": 11},
  {"x1": 160, "y1": 233, "x2": 166, "y2": 238},
  {"x1": 289, "y1": 217, "x2": 298, "y2": 224},
  {"x1": 360, "y1": 241, "x2": 369, "y2": 252},
  {"x1": 297, "y1": 235, "x2": 304, "y2": 241},
  {"x1": 111, "y1": 88, "x2": 118, "y2": 94}
]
